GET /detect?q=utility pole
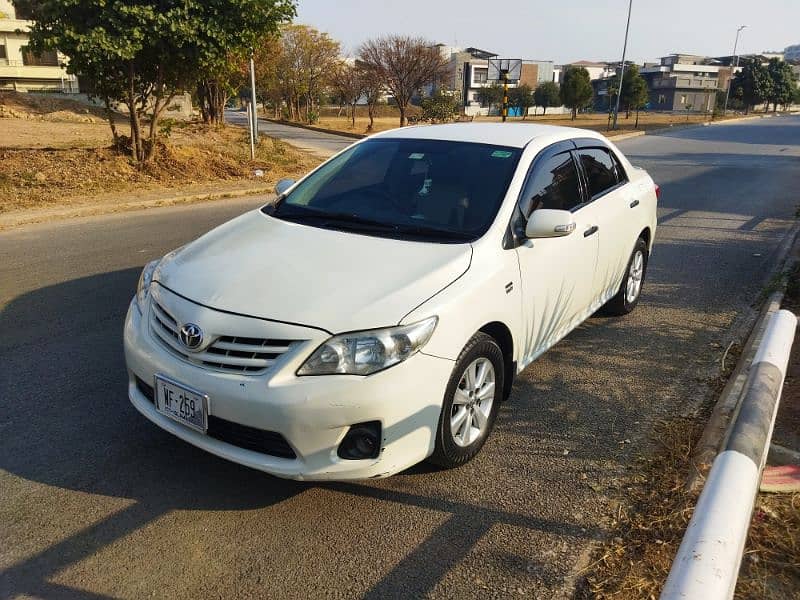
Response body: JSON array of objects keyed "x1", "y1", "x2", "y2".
[
  {"x1": 612, "y1": 0, "x2": 633, "y2": 130},
  {"x1": 249, "y1": 52, "x2": 258, "y2": 143},
  {"x1": 502, "y1": 71, "x2": 509, "y2": 122},
  {"x1": 723, "y1": 25, "x2": 747, "y2": 116}
]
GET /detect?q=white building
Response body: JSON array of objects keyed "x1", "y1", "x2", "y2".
[{"x1": 0, "y1": 0, "x2": 78, "y2": 92}]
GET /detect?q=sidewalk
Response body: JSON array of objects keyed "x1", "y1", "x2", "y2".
[{"x1": 0, "y1": 180, "x2": 273, "y2": 232}]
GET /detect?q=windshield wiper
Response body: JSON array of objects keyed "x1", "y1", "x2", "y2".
[
  {"x1": 276, "y1": 207, "x2": 396, "y2": 230},
  {"x1": 393, "y1": 223, "x2": 473, "y2": 241}
]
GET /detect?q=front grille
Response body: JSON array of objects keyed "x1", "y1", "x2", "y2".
[
  {"x1": 134, "y1": 378, "x2": 296, "y2": 459},
  {"x1": 150, "y1": 300, "x2": 299, "y2": 374}
]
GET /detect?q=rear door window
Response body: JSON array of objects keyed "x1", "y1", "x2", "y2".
[{"x1": 578, "y1": 148, "x2": 620, "y2": 199}]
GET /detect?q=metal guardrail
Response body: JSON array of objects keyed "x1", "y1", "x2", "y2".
[{"x1": 661, "y1": 310, "x2": 797, "y2": 599}]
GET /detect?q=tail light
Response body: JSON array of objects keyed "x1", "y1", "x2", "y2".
[{"x1": 654, "y1": 184, "x2": 661, "y2": 201}]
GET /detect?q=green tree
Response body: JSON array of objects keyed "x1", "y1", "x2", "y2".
[
  {"x1": 508, "y1": 83, "x2": 534, "y2": 119},
  {"x1": 730, "y1": 58, "x2": 772, "y2": 114},
  {"x1": 475, "y1": 82, "x2": 503, "y2": 110},
  {"x1": 420, "y1": 89, "x2": 459, "y2": 123},
  {"x1": 19, "y1": 0, "x2": 295, "y2": 163},
  {"x1": 766, "y1": 58, "x2": 797, "y2": 112},
  {"x1": 532, "y1": 81, "x2": 560, "y2": 117},
  {"x1": 560, "y1": 66, "x2": 593, "y2": 120}
]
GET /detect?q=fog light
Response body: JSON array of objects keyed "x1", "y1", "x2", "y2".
[{"x1": 337, "y1": 421, "x2": 381, "y2": 460}]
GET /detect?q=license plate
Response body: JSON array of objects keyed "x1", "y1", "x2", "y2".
[{"x1": 154, "y1": 375, "x2": 208, "y2": 433}]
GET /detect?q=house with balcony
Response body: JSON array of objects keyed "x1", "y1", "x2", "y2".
[
  {"x1": 0, "y1": 0, "x2": 78, "y2": 93},
  {"x1": 640, "y1": 54, "x2": 722, "y2": 112}
]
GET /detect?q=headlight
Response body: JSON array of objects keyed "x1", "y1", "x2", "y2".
[
  {"x1": 297, "y1": 317, "x2": 438, "y2": 376},
  {"x1": 135, "y1": 259, "x2": 160, "y2": 312}
]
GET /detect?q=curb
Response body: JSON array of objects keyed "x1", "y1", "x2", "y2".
[
  {"x1": 686, "y1": 223, "x2": 800, "y2": 490},
  {"x1": 662, "y1": 309, "x2": 797, "y2": 599},
  {"x1": 0, "y1": 186, "x2": 273, "y2": 232}
]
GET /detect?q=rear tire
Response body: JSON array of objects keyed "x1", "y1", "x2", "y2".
[
  {"x1": 428, "y1": 332, "x2": 504, "y2": 469},
  {"x1": 604, "y1": 237, "x2": 648, "y2": 316}
]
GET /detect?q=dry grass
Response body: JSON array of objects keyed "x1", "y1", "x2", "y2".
[
  {"x1": 299, "y1": 106, "x2": 745, "y2": 138},
  {"x1": 576, "y1": 418, "x2": 704, "y2": 599},
  {"x1": 0, "y1": 122, "x2": 319, "y2": 213}
]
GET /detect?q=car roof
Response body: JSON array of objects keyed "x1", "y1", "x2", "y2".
[{"x1": 370, "y1": 122, "x2": 606, "y2": 149}]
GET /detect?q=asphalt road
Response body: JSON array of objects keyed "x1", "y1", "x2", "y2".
[
  {"x1": 1, "y1": 116, "x2": 799, "y2": 599},
  {"x1": 225, "y1": 109, "x2": 355, "y2": 156}
]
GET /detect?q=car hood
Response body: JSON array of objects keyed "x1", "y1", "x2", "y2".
[{"x1": 154, "y1": 210, "x2": 472, "y2": 333}]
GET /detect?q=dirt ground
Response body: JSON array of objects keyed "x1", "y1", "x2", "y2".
[{"x1": 0, "y1": 91, "x2": 320, "y2": 215}]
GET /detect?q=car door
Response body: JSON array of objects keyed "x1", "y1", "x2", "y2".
[
  {"x1": 512, "y1": 145, "x2": 599, "y2": 367},
  {"x1": 574, "y1": 144, "x2": 632, "y2": 306}
]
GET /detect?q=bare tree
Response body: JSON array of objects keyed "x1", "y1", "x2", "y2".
[
  {"x1": 358, "y1": 36, "x2": 446, "y2": 126},
  {"x1": 331, "y1": 61, "x2": 364, "y2": 127}
]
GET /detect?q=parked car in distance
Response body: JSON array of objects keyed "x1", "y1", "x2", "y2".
[{"x1": 124, "y1": 123, "x2": 659, "y2": 480}]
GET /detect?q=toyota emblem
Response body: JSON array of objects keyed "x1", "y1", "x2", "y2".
[{"x1": 179, "y1": 323, "x2": 204, "y2": 350}]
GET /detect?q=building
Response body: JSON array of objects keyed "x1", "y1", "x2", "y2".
[
  {"x1": 640, "y1": 54, "x2": 722, "y2": 112},
  {"x1": 0, "y1": 0, "x2": 78, "y2": 92},
  {"x1": 785, "y1": 44, "x2": 800, "y2": 62},
  {"x1": 437, "y1": 45, "x2": 554, "y2": 115},
  {"x1": 564, "y1": 60, "x2": 616, "y2": 81}
]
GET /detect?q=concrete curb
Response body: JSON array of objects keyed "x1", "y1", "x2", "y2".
[
  {"x1": 686, "y1": 223, "x2": 800, "y2": 490},
  {"x1": 662, "y1": 309, "x2": 797, "y2": 600},
  {"x1": 0, "y1": 186, "x2": 273, "y2": 232}
]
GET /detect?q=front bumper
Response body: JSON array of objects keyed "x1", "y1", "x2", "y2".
[{"x1": 123, "y1": 289, "x2": 453, "y2": 480}]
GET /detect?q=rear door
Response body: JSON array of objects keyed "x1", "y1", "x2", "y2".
[
  {"x1": 574, "y1": 143, "x2": 633, "y2": 305},
  {"x1": 513, "y1": 145, "x2": 599, "y2": 366}
]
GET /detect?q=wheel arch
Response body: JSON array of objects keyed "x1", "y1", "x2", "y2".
[
  {"x1": 479, "y1": 321, "x2": 515, "y2": 400},
  {"x1": 639, "y1": 226, "x2": 652, "y2": 251}
]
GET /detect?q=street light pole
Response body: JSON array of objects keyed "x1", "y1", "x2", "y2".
[
  {"x1": 249, "y1": 52, "x2": 258, "y2": 144},
  {"x1": 612, "y1": 0, "x2": 633, "y2": 130},
  {"x1": 723, "y1": 25, "x2": 747, "y2": 116}
]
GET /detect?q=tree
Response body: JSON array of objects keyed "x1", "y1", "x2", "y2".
[
  {"x1": 605, "y1": 64, "x2": 648, "y2": 118},
  {"x1": 533, "y1": 81, "x2": 560, "y2": 117},
  {"x1": 766, "y1": 58, "x2": 797, "y2": 112},
  {"x1": 331, "y1": 61, "x2": 364, "y2": 127},
  {"x1": 20, "y1": 0, "x2": 295, "y2": 163},
  {"x1": 358, "y1": 61, "x2": 384, "y2": 132},
  {"x1": 627, "y1": 72, "x2": 650, "y2": 127},
  {"x1": 508, "y1": 84, "x2": 534, "y2": 119},
  {"x1": 420, "y1": 89, "x2": 459, "y2": 123},
  {"x1": 730, "y1": 58, "x2": 772, "y2": 114},
  {"x1": 475, "y1": 82, "x2": 503, "y2": 110},
  {"x1": 358, "y1": 36, "x2": 446, "y2": 126},
  {"x1": 560, "y1": 66, "x2": 593, "y2": 120}
]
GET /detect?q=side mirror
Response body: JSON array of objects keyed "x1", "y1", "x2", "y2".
[
  {"x1": 274, "y1": 178, "x2": 296, "y2": 196},
  {"x1": 525, "y1": 209, "x2": 576, "y2": 239}
]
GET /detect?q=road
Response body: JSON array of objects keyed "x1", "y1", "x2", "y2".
[
  {"x1": 1, "y1": 116, "x2": 799, "y2": 599},
  {"x1": 225, "y1": 109, "x2": 354, "y2": 156}
]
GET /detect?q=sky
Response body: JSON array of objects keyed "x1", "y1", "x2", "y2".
[{"x1": 295, "y1": 0, "x2": 800, "y2": 64}]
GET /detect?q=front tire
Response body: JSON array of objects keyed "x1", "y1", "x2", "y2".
[
  {"x1": 604, "y1": 237, "x2": 648, "y2": 316},
  {"x1": 428, "y1": 332, "x2": 504, "y2": 469}
]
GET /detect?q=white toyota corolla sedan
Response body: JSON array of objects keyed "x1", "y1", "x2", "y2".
[{"x1": 124, "y1": 123, "x2": 658, "y2": 480}]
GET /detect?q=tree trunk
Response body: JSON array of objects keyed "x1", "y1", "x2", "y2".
[
  {"x1": 103, "y1": 96, "x2": 119, "y2": 148},
  {"x1": 635, "y1": 108, "x2": 640, "y2": 128},
  {"x1": 542, "y1": 106, "x2": 547, "y2": 117},
  {"x1": 399, "y1": 104, "x2": 406, "y2": 127},
  {"x1": 571, "y1": 106, "x2": 577, "y2": 120},
  {"x1": 351, "y1": 101, "x2": 356, "y2": 127},
  {"x1": 367, "y1": 101, "x2": 375, "y2": 132},
  {"x1": 126, "y1": 63, "x2": 143, "y2": 164}
]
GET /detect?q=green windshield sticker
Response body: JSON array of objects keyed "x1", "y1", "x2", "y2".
[
  {"x1": 491, "y1": 150, "x2": 513, "y2": 158},
  {"x1": 408, "y1": 153, "x2": 425, "y2": 160}
]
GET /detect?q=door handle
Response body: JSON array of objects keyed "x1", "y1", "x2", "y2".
[
  {"x1": 629, "y1": 199, "x2": 640, "y2": 208},
  {"x1": 583, "y1": 225, "x2": 599, "y2": 237}
]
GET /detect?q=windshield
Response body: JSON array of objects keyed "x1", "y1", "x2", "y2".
[{"x1": 267, "y1": 138, "x2": 522, "y2": 243}]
